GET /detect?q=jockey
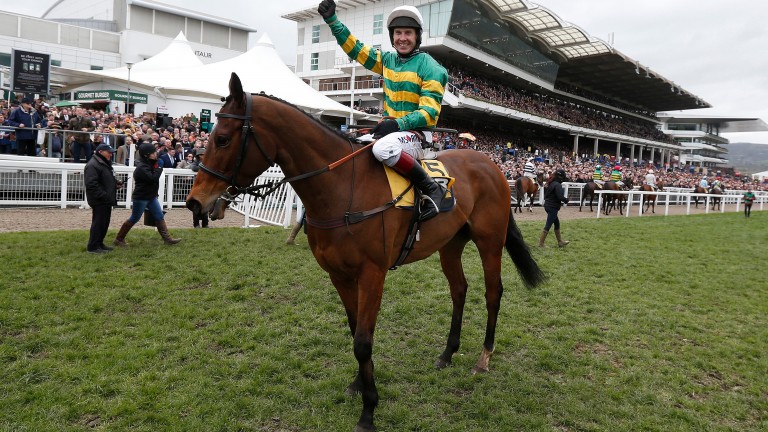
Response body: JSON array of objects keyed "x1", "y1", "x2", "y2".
[
  {"x1": 699, "y1": 175, "x2": 709, "y2": 190},
  {"x1": 592, "y1": 164, "x2": 605, "y2": 187},
  {"x1": 610, "y1": 165, "x2": 625, "y2": 189},
  {"x1": 523, "y1": 157, "x2": 537, "y2": 180},
  {"x1": 318, "y1": 1, "x2": 448, "y2": 221},
  {"x1": 710, "y1": 177, "x2": 723, "y2": 193},
  {"x1": 644, "y1": 169, "x2": 657, "y2": 191}
]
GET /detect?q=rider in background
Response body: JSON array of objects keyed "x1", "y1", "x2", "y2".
[
  {"x1": 318, "y1": 0, "x2": 449, "y2": 221},
  {"x1": 699, "y1": 175, "x2": 709, "y2": 190},
  {"x1": 610, "y1": 165, "x2": 625, "y2": 189},
  {"x1": 523, "y1": 157, "x2": 537, "y2": 182},
  {"x1": 592, "y1": 164, "x2": 604, "y2": 188},
  {"x1": 644, "y1": 169, "x2": 657, "y2": 191},
  {"x1": 710, "y1": 177, "x2": 724, "y2": 193}
]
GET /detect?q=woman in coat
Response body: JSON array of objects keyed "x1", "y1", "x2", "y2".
[
  {"x1": 539, "y1": 168, "x2": 571, "y2": 248},
  {"x1": 113, "y1": 143, "x2": 181, "y2": 246}
]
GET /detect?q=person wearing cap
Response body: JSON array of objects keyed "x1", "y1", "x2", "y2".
[
  {"x1": 84, "y1": 143, "x2": 121, "y2": 253},
  {"x1": 317, "y1": 0, "x2": 449, "y2": 221},
  {"x1": 6, "y1": 97, "x2": 44, "y2": 156},
  {"x1": 699, "y1": 175, "x2": 709, "y2": 191},
  {"x1": 610, "y1": 164, "x2": 625, "y2": 189},
  {"x1": 539, "y1": 168, "x2": 570, "y2": 248},
  {"x1": 113, "y1": 143, "x2": 181, "y2": 246},
  {"x1": 644, "y1": 169, "x2": 658, "y2": 191}
]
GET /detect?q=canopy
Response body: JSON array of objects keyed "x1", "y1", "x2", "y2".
[
  {"x1": 59, "y1": 33, "x2": 371, "y2": 120},
  {"x1": 458, "y1": 132, "x2": 476, "y2": 141},
  {"x1": 54, "y1": 100, "x2": 80, "y2": 107}
]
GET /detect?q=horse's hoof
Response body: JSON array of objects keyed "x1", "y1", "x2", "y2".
[
  {"x1": 471, "y1": 365, "x2": 489, "y2": 375},
  {"x1": 435, "y1": 358, "x2": 451, "y2": 370},
  {"x1": 354, "y1": 424, "x2": 375, "y2": 432}
]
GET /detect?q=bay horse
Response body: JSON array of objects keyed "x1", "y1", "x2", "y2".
[
  {"x1": 693, "y1": 185, "x2": 708, "y2": 208},
  {"x1": 579, "y1": 181, "x2": 599, "y2": 212},
  {"x1": 640, "y1": 182, "x2": 664, "y2": 214},
  {"x1": 602, "y1": 179, "x2": 633, "y2": 215},
  {"x1": 186, "y1": 73, "x2": 545, "y2": 432},
  {"x1": 710, "y1": 185, "x2": 724, "y2": 210},
  {"x1": 513, "y1": 172, "x2": 543, "y2": 213}
]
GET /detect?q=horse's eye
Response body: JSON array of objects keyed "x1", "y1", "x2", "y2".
[{"x1": 215, "y1": 135, "x2": 230, "y2": 148}]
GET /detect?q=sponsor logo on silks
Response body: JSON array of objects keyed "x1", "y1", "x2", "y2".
[{"x1": 397, "y1": 134, "x2": 421, "y2": 144}]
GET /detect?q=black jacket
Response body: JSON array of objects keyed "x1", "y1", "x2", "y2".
[
  {"x1": 544, "y1": 180, "x2": 569, "y2": 210},
  {"x1": 132, "y1": 157, "x2": 163, "y2": 200},
  {"x1": 84, "y1": 153, "x2": 117, "y2": 207}
]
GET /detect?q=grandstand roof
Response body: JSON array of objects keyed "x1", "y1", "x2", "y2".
[
  {"x1": 657, "y1": 114, "x2": 768, "y2": 134},
  {"x1": 283, "y1": 0, "x2": 709, "y2": 112}
]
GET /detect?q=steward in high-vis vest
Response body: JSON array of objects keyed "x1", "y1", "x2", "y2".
[{"x1": 318, "y1": 0, "x2": 449, "y2": 221}]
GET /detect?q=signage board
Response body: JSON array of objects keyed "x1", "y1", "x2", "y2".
[{"x1": 11, "y1": 49, "x2": 51, "y2": 94}]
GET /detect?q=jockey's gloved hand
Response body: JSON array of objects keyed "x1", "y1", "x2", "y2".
[
  {"x1": 317, "y1": 0, "x2": 336, "y2": 19},
  {"x1": 371, "y1": 119, "x2": 400, "y2": 139}
]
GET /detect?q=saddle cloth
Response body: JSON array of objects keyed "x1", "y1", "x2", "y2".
[{"x1": 384, "y1": 159, "x2": 456, "y2": 210}]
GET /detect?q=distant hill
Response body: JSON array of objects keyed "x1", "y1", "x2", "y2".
[{"x1": 724, "y1": 142, "x2": 768, "y2": 174}]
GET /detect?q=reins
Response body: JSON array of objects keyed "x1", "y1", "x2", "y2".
[{"x1": 200, "y1": 91, "x2": 374, "y2": 203}]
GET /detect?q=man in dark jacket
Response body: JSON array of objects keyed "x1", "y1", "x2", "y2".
[
  {"x1": 6, "y1": 98, "x2": 44, "y2": 156},
  {"x1": 69, "y1": 107, "x2": 95, "y2": 163},
  {"x1": 84, "y1": 143, "x2": 120, "y2": 253}
]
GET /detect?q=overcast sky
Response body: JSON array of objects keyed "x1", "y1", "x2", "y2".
[{"x1": 6, "y1": 0, "x2": 768, "y2": 143}]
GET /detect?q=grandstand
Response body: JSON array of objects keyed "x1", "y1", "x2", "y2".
[{"x1": 283, "y1": 0, "x2": 764, "y2": 170}]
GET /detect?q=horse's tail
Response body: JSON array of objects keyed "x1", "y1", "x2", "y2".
[{"x1": 505, "y1": 213, "x2": 546, "y2": 289}]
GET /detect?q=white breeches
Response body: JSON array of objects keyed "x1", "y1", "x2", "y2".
[{"x1": 371, "y1": 131, "x2": 432, "y2": 166}]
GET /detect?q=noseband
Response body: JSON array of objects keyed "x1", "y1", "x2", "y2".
[{"x1": 198, "y1": 92, "x2": 276, "y2": 196}]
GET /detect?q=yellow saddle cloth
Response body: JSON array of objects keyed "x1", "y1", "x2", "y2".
[{"x1": 384, "y1": 160, "x2": 455, "y2": 208}]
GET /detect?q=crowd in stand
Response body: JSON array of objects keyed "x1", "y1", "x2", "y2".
[
  {"x1": 446, "y1": 65, "x2": 676, "y2": 145},
  {"x1": 0, "y1": 97, "x2": 208, "y2": 167},
  {"x1": 431, "y1": 128, "x2": 765, "y2": 192}
]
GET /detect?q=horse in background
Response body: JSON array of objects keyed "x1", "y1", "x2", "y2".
[
  {"x1": 185, "y1": 73, "x2": 546, "y2": 432},
  {"x1": 579, "y1": 181, "x2": 600, "y2": 212},
  {"x1": 514, "y1": 172, "x2": 543, "y2": 213},
  {"x1": 710, "y1": 185, "x2": 724, "y2": 210},
  {"x1": 602, "y1": 178, "x2": 633, "y2": 215},
  {"x1": 693, "y1": 185, "x2": 708, "y2": 208},
  {"x1": 641, "y1": 182, "x2": 664, "y2": 214}
]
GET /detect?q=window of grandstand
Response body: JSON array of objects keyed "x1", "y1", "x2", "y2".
[
  {"x1": 0, "y1": 53, "x2": 10, "y2": 67},
  {"x1": 90, "y1": 65, "x2": 103, "y2": 70},
  {"x1": 373, "y1": 14, "x2": 383, "y2": 35},
  {"x1": 417, "y1": 1, "x2": 453, "y2": 38},
  {"x1": 51, "y1": 60, "x2": 62, "y2": 67},
  {"x1": 310, "y1": 53, "x2": 319, "y2": 71},
  {"x1": 312, "y1": 25, "x2": 320, "y2": 43},
  {"x1": 445, "y1": 0, "x2": 559, "y2": 84}
]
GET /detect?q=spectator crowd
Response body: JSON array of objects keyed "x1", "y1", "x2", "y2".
[{"x1": 0, "y1": 96, "x2": 208, "y2": 167}]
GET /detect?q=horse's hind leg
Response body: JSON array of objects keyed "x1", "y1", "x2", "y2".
[
  {"x1": 469, "y1": 232, "x2": 505, "y2": 374},
  {"x1": 436, "y1": 235, "x2": 470, "y2": 369}
]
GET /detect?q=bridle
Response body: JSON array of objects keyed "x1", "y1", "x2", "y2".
[
  {"x1": 198, "y1": 92, "x2": 277, "y2": 200},
  {"x1": 197, "y1": 91, "x2": 373, "y2": 203}
]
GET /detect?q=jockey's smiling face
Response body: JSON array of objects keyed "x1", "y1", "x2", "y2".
[{"x1": 393, "y1": 28, "x2": 417, "y2": 55}]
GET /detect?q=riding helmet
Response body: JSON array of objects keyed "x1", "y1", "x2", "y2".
[
  {"x1": 614, "y1": 165, "x2": 621, "y2": 170},
  {"x1": 556, "y1": 169, "x2": 567, "y2": 180},
  {"x1": 387, "y1": 6, "x2": 423, "y2": 51},
  {"x1": 648, "y1": 169, "x2": 654, "y2": 174}
]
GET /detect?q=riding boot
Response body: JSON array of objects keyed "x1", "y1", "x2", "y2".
[
  {"x1": 391, "y1": 152, "x2": 445, "y2": 221},
  {"x1": 538, "y1": 230, "x2": 548, "y2": 247},
  {"x1": 554, "y1": 229, "x2": 570, "y2": 247},
  {"x1": 113, "y1": 220, "x2": 135, "y2": 247},
  {"x1": 156, "y1": 220, "x2": 182, "y2": 245}
]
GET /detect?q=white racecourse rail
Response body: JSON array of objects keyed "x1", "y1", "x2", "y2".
[
  {"x1": 0, "y1": 155, "x2": 299, "y2": 228},
  {"x1": 1, "y1": 155, "x2": 763, "y2": 224}
]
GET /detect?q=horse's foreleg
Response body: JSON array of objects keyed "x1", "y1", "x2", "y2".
[
  {"x1": 436, "y1": 238, "x2": 469, "y2": 369},
  {"x1": 331, "y1": 275, "x2": 362, "y2": 396},
  {"x1": 527, "y1": 195, "x2": 534, "y2": 212},
  {"x1": 352, "y1": 267, "x2": 385, "y2": 432}
]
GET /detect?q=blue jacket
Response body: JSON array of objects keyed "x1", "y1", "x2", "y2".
[{"x1": 7, "y1": 107, "x2": 44, "y2": 141}]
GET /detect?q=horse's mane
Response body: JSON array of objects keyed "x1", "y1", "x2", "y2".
[{"x1": 247, "y1": 92, "x2": 362, "y2": 146}]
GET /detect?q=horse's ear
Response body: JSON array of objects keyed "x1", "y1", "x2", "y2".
[{"x1": 229, "y1": 72, "x2": 244, "y2": 99}]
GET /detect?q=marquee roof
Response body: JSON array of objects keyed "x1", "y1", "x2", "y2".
[{"x1": 58, "y1": 33, "x2": 370, "y2": 120}]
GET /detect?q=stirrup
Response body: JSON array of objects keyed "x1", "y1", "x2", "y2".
[{"x1": 418, "y1": 195, "x2": 440, "y2": 221}]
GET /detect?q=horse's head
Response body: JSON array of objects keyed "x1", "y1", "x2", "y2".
[{"x1": 186, "y1": 73, "x2": 275, "y2": 220}]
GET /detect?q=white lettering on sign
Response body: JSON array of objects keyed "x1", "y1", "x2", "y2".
[
  {"x1": 194, "y1": 50, "x2": 212, "y2": 58},
  {"x1": 76, "y1": 91, "x2": 110, "y2": 99}
]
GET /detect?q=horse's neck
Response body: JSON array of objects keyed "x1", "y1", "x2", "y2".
[{"x1": 254, "y1": 99, "x2": 374, "y2": 215}]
